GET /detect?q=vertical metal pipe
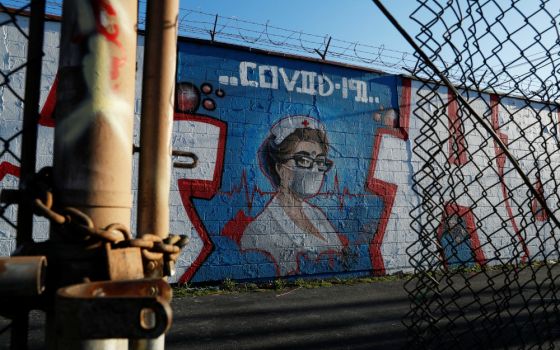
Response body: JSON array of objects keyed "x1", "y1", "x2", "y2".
[
  {"x1": 13, "y1": 1, "x2": 46, "y2": 343},
  {"x1": 137, "y1": 0, "x2": 179, "y2": 266},
  {"x1": 54, "y1": 0, "x2": 137, "y2": 230},
  {"x1": 16, "y1": 0, "x2": 46, "y2": 246},
  {"x1": 134, "y1": 1, "x2": 179, "y2": 349},
  {"x1": 52, "y1": 1, "x2": 138, "y2": 349}
]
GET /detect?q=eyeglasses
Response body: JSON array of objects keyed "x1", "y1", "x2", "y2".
[{"x1": 283, "y1": 153, "x2": 333, "y2": 172}]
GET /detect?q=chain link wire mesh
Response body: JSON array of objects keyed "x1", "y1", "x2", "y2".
[
  {"x1": 382, "y1": 0, "x2": 560, "y2": 348},
  {"x1": 0, "y1": 0, "x2": 51, "y2": 248},
  {"x1": 0, "y1": 1, "x2": 33, "y2": 252},
  {"x1": 2, "y1": 0, "x2": 560, "y2": 347}
]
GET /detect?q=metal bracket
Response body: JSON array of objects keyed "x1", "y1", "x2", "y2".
[
  {"x1": 0, "y1": 256, "x2": 47, "y2": 298},
  {"x1": 55, "y1": 279, "x2": 172, "y2": 340}
]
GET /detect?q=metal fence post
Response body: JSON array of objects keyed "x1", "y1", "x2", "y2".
[
  {"x1": 16, "y1": 0, "x2": 46, "y2": 246},
  {"x1": 11, "y1": 1, "x2": 46, "y2": 347},
  {"x1": 52, "y1": 0, "x2": 138, "y2": 348},
  {"x1": 137, "y1": 0, "x2": 179, "y2": 272},
  {"x1": 134, "y1": 1, "x2": 179, "y2": 349},
  {"x1": 53, "y1": 0, "x2": 137, "y2": 229}
]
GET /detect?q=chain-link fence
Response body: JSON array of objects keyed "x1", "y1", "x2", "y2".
[
  {"x1": 372, "y1": 0, "x2": 560, "y2": 348},
  {"x1": 0, "y1": 0, "x2": 46, "y2": 252},
  {"x1": 3, "y1": 0, "x2": 560, "y2": 348},
  {"x1": 0, "y1": 1, "x2": 30, "y2": 254}
]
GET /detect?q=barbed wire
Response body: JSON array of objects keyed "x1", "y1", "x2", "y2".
[
  {"x1": 0, "y1": 0, "x2": 556, "y2": 102},
  {"x1": 1, "y1": 0, "x2": 422, "y2": 75},
  {"x1": 161, "y1": 5, "x2": 423, "y2": 75}
]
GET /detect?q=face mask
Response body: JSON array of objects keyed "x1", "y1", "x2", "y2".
[{"x1": 284, "y1": 166, "x2": 325, "y2": 198}]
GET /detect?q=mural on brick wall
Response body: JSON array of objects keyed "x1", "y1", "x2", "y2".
[
  {"x1": 170, "y1": 42, "x2": 560, "y2": 283},
  {"x1": 1, "y1": 14, "x2": 559, "y2": 284},
  {"x1": 171, "y1": 41, "x2": 405, "y2": 283}
]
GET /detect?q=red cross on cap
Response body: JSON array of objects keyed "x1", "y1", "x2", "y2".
[{"x1": 271, "y1": 115, "x2": 325, "y2": 145}]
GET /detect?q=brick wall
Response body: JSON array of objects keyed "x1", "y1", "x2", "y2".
[{"x1": 1, "y1": 13, "x2": 558, "y2": 283}]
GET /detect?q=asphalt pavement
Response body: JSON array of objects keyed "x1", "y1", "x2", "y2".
[
  {"x1": 0, "y1": 279, "x2": 409, "y2": 350},
  {"x1": 4, "y1": 267, "x2": 560, "y2": 349},
  {"x1": 167, "y1": 280, "x2": 408, "y2": 350}
]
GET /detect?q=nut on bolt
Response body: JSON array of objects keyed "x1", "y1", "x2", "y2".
[
  {"x1": 146, "y1": 260, "x2": 158, "y2": 271},
  {"x1": 149, "y1": 285, "x2": 158, "y2": 296}
]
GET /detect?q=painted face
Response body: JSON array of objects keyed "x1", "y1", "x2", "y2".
[{"x1": 277, "y1": 141, "x2": 332, "y2": 199}]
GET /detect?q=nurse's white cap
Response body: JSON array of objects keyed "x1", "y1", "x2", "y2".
[{"x1": 270, "y1": 115, "x2": 325, "y2": 145}]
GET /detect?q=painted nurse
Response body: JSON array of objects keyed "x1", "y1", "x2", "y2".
[{"x1": 240, "y1": 115, "x2": 343, "y2": 275}]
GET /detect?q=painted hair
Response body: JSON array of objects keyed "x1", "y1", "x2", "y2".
[{"x1": 259, "y1": 128, "x2": 329, "y2": 188}]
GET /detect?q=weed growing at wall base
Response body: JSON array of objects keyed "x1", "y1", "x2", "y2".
[
  {"x1": 172, "y1": 260, "x2": 560, "y2": 298},
  {"x1": 172, "y1": 272, "x2": 412, "y2": 298}
]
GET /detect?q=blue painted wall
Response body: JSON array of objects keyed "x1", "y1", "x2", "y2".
[{"x1": 173, "y1": 40, "x2": 403, "y2": 282}]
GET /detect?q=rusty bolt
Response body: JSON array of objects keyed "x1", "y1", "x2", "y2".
[
  {"x1": 149, "y1": 285, "x2": 158, "y2": 296},
  {"x1": 92, "y1": 288, "x2": 106, "y2": 297},
  {"x1": 146, "y1": 260, "x2": 158, "y2": 271}
]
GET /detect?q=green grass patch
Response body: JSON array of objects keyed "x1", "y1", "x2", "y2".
[
  {"x1": 173, "y1": 272, "x2": 412, "y2": 298},
  {"x1": 172, "y1": 259, "x2": 560, "y2": 298}
]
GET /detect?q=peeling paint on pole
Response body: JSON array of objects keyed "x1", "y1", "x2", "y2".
[{"x1": 54, "y1": 0, "x2": 137, "y2": 227}]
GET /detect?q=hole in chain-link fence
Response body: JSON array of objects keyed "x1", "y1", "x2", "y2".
[{"x1": 372, "y1": 0, "x2": 560, "y2": 348}]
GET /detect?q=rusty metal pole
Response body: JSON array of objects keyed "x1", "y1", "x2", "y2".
[
  {"x1": 54, "y1": 0, "x2": 137, "y2": 228},
  {"x1": 53, "y1": 0, "x2": 138, "y2": 349},
  {"x1": 137, "y1": 0, "x2": 179, "y2": 275},
  {"x1": 134, "y1": 1, "x2": 179, "y2": 349}
]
